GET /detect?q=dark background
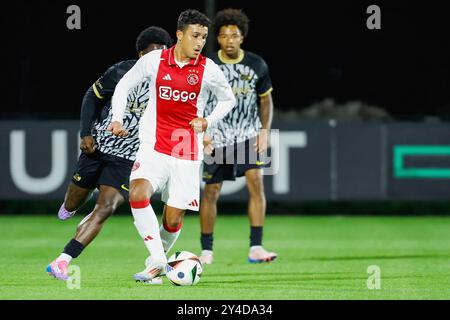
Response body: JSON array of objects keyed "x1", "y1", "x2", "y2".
[{"x1": 1, "y1": 0, "x2": 449, "y2": 120}]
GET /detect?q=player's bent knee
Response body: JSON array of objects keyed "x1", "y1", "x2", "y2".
[
  {"x1": 129, "y1": 180, "x2": 153, "y2": 202},
  {"x1": 129, "y1": 189, "x2": 148, "y2": 203},
  {"x1": 164, "y1": 217, "x2": 183, "y2": 232},
  {"x1": 247, "y1": 178, "x2": 265, "y2": 195},
  {"x1": 165, "y1": 220, "x2": 183, "y2": 231},
  {"x1": 203, "y1": 185, "x2": 221, "y2": 202}
]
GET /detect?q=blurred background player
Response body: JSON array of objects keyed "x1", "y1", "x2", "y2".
[
  {"x1": 109, "y1": 9, "x2": 235, "y2": 283},
  {"x1": 199, "y1": 8, "x2": 277, "y2": 264},
  {"x1": 46, "y1": 26, "x2": 172, "y2": 282}
]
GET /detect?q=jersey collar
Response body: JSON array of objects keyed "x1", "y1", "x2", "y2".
[
  {"x1": 167, "y1": 46, "x2": 203, "y2": 67},
  {"x1": 218, "y1": 49, "x2": 245, "y2": 64}
]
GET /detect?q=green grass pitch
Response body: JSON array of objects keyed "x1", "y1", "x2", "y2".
[{"x1": 0, "y1": 214, "x2": 449, "y2": 299}]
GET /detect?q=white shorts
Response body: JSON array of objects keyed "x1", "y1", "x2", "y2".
[{"x1": 130, "y1": 142, "x2": 201, "y2": 211}]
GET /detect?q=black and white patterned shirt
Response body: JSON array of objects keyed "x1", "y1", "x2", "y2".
[
  {"x1": 89, "y1": 60, "x2": 149, "y2": 161},
  {"x1": 204, "y1": 50, "x2": 273, "y2": 148}
]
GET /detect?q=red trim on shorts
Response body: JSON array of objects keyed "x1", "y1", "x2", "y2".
[{"x1": 129, "y1": 199, "x2": 150, "y2": 209}]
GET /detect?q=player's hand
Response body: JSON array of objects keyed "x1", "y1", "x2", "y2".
[
  {"x1": 189, "y1": 118, "x2": 208, "y2": 133},
  {"x1": 203, "y1": 134, "x2": 214, "y2": 156},
  {"x1": 107, "y1": 121, "x2": 129, "y2": 137},
  {"x1": 254, "y1": 130, "x2": 270, "y2": 154},
  {"x1": 80, "y1": 135, "x2": 96, "y2": 154}
]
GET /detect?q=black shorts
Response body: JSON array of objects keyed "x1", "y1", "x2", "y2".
[
  {"x1": 71, "y1": 150, "x2": 133, "y2": 199},
  {"x1": 203, "y1": 137, "x2": 270, "y2": 185}
]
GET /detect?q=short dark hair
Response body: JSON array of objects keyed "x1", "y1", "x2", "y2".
[
  {"x1": 177, "y1": 9, "x2": 211, "y2": 32},
  {"x1": 214, "y1": 8, "x2": 249, "y2": 38},
  {"x1": 135, "y1": 26, "x2": 173, "y2": 53}
]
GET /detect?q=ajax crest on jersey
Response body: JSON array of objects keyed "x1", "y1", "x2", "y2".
[
  {"x1": 166, "y1": 251, "x2": 203, "y2": 286},
  {"x1": 187, "y1": 73, "x2": 199, "y2": 86}
]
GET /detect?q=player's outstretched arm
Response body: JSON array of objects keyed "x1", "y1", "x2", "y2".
[{"x1": 110, "y1": 52, "x2": 155, "y2": 128}]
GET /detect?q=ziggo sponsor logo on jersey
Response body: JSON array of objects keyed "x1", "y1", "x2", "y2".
[{"x1": 159, "y1": 86, "x2": 197, "y2": 103}]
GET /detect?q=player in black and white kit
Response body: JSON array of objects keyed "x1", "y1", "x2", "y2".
[
  {"x1": 199, "y1": 9, "x2": 277, "y2": 264},
  {"x1": 46, "y1": 26, "x2": 172, "y2": 282}
]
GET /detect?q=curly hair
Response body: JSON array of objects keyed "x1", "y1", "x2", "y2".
[
  {"x1": 177, "y1": 9, "x2": 211, "y2": 31},
  {"x1": 214, "y1": 8, "x2": 249, "y2": 37},
  {"x1": 135, "y1": 26, "x2": 173, "y2": 53}
]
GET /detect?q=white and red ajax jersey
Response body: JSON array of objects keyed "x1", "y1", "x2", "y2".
[{"x1": 111, "y1": 46, "x2": 236, "y2": 161}]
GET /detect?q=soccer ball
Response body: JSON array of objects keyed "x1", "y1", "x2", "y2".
[{"x1": 166, "y1": 251, "x2": 203, "y2": 286}]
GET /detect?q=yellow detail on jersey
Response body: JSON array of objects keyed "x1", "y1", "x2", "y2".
[
  {"x1": 92, "y1": 83, "x2": 104, "y2": 99},
  {"x1": 73, "y1": 174, "x2": 82, "y2": 181},
  {"x1": 256, "y1": 161, "x2": 265, "y2": 166},
  {"x1": 232, "y1": 87, "x2": 252, "y2": 97},
  {"x1": 218, "y1": 49, "x2": 245, "y2": 64},
  {"x1": 121, "y1": 184, "x2": 129, "y2": 192},
  {"x1": 258, "y1": 88, "x2": 273, "y2": 98}
]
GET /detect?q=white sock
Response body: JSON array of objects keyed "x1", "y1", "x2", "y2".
[
  {"x1": 132, "y1": 205, "x2": 167, "y2": 263},
  {"x1": 160, "y1": 224, "x2": 182, "y2": 254},
  {"x1": 56, "y1": 253, "x2": 72, "y2": 263}
]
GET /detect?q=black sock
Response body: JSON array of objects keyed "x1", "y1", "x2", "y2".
[
  {"x1": 201, "y1": 233, "x2": 214, "y2": 251},
  {"x1": 250, "y1": 226, "x2": 263, "y2": 247},
  {"x1": 63, "y1": 239, "x2": 85, "y2": 258}
]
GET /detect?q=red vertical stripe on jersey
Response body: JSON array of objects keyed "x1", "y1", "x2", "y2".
[{"x1": 154, "y1": 47, "x2": 206, "y2": 160}]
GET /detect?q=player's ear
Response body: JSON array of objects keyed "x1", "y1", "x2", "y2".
[{"x1": 176, "y1": 30, "x2": 184, "y2": 42}]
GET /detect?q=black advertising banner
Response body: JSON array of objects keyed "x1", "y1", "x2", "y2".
[
  {"x1": 387, "y1": 123, "x2": 450, "y2": 200},
  {"x1": 0, "y1": 121, "x2": 81, "y2": 200},
  {"x1": 1, "y1": 120, "x2": 450, "y2": 201},
  {"x1": 335, "y1": 122, "x2": 387, "y2": 200}
]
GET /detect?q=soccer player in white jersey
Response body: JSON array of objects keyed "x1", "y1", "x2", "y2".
[{"x1": 109, "y1": 9, "x2": 236, "y2": 282}]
